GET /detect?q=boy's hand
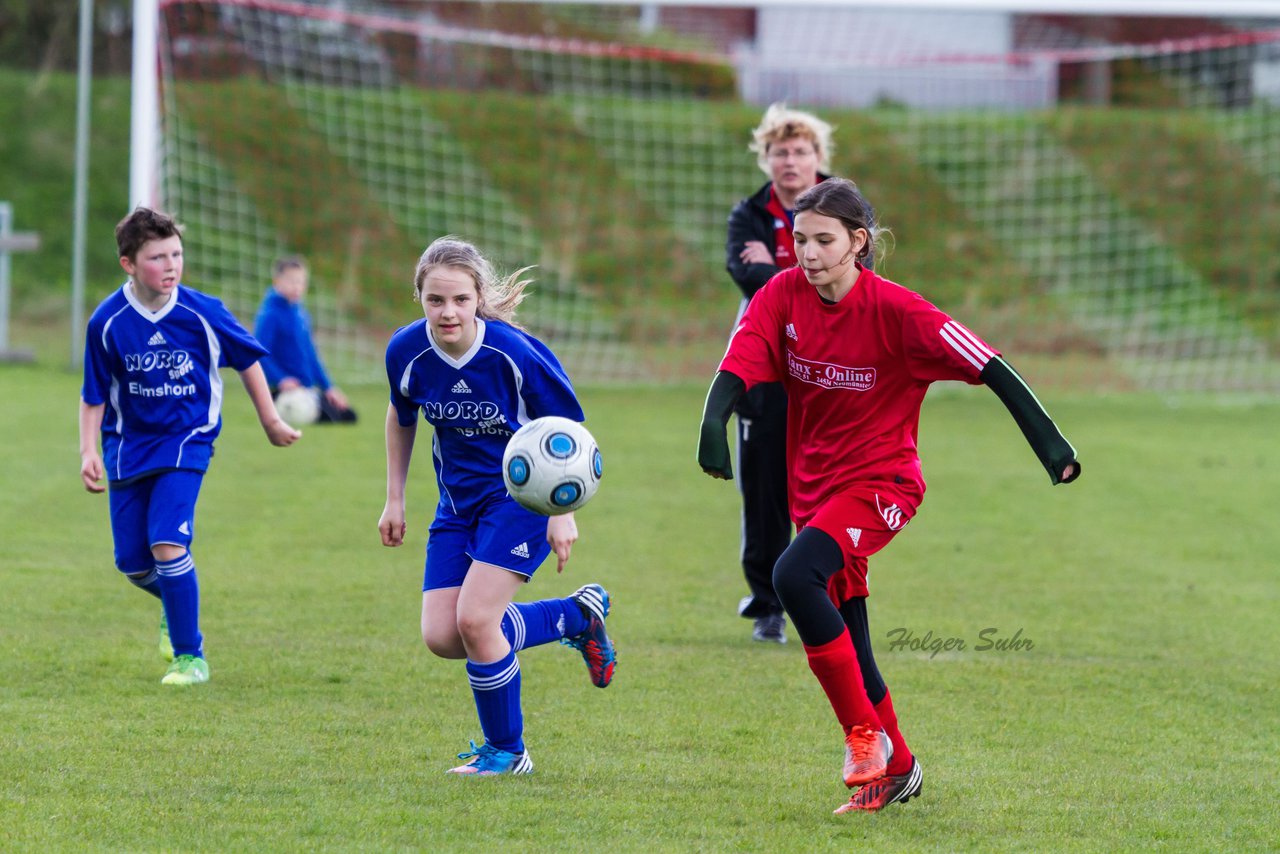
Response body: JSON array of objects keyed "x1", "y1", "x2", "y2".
[
  {"x1": 264, "y1": 417, "x2": 302, "y2": 446},
  {"x1": 80, "y1": 452, "x2": 105, "y2": 493},
  {"x1": 379, "y1": 502, "x2": 406, "y2": 547}
]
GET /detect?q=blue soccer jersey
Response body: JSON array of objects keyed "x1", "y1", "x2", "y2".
[
  {"x1": 82, "y1": 283, "x2": 269, "y2": 483},
  {"x1": 385, "y1": 317, "x2": 584, "y2": 517},
  {"x1": 254, "y1": 288, "x2": 331, "y2": 390}
]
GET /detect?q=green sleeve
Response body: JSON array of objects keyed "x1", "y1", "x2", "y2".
[
  {"x1": 981, "y1": 357, "x2": 1081, "y2": 485},
  {"x1": 696, "y1": 370, "x2": 746, "y2": 479}
]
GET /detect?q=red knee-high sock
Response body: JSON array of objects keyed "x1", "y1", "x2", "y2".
[
  {"x1": 875, "y1": 690, "x2": 913, "y2": 775},
  {"x1": 804, "y1": 629, "x2": 881, "y2": 731}
]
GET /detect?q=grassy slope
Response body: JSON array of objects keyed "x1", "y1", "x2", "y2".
[
  {"x1": 173, "y1": 80, "x2": 411, "y2": 330},
  {"x1": 2, "y1": 365, "x2": 1278, "y2": 849},
  {"x1": 3, "y1": 68, "x2": 1278, "y2": 370},
  {"x1": 420, "y1": 90, "x2": 716, "y2": 305},
  {"x1": 1051, "y1": 107, "x2": 1280, "y2": 347},
  {"x1": 824, "y1": 109, "x2": 1043, "y2": 311}
]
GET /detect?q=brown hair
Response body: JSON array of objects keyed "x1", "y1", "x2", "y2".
[
  {"x1": 793, "y1": 178, "x2": 886, "y2": 265},
  {"x1": 273, "y1": 255, "x2": 307, "y2": 277},
  {"x1": 115, "y1": 207, "x2": 181, "y2": 262}
]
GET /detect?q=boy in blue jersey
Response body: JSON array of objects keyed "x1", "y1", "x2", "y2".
[
  {"x1": 79, "y1": 207, "x2": 302, "y2": 686},
  {"x1": 254, "y1": 256, "x2": 357, "y2": 424},
  {"x1": 378, "y1": 236, "x2": 616, "y2": 776}
]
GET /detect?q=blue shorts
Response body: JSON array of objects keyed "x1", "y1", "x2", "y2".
[
  {"x1": 108, "y1": 469, "x2": 204, "y2": 572},
  {"x1": 423, "y1": 496, "x2": 552, "y2": 591}
]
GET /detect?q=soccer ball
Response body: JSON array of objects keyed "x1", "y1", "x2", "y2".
[
  {"x1": 502, "y1": 416, "x2": 603, "y2": 516},
  {"x1": 275, "y1": 387, "x2": 321, "y2": 425}
]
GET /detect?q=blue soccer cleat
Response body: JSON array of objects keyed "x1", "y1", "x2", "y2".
[
  {"x1": 447, "y1": 741, "x2": 533, "y2": 776},
  {"x1": 562, "y1": 583, "x2": 616, "y2": 688}
]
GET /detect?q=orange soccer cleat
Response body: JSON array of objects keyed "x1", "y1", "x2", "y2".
[
  {"x1": 842, "y1": 724, "x2": 892, "y2": 787},
  {"x1": 835, "y1": 757, "x2": 922, "y2": 814}
]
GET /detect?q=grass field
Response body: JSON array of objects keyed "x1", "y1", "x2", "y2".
[{"x1": 2, "y1": 363, "x2": 1278, "y2": 851}]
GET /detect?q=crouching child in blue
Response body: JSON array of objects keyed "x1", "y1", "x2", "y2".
[
  {"x1": 78, "y1": 207, "x2": 301, "y2": 686},
  {"x1": 378, "y1": 236, "x2": 616, "y2": 776}
]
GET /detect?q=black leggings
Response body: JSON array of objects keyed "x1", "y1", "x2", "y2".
[{"x1": 772, "y1": 527, "x2": 887, "y2": 704}]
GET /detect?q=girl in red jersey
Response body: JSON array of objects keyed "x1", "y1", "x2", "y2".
[{"x1": 697, "y1": 178, "x2": 1080, "y2": 814}]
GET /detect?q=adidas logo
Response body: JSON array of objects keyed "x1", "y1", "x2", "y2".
[
  {"x1": 178, "y1": 521, "x2": 191, "y2": 536},
  {"x1": 452, "y1": 379, "x2": 471, "y2": 394},
  {"x1": 846, "y1": 527, "x2": 862, "y2": 547},
  {"x1": 147, "y1": 331, "x2": 166, "y2": 346},
  {"x1": 785, "y1": 323, "x2": 798, "y2": 341},
  {"x1": 510, "y1": 542, "x2": 530, "y2": 558}
]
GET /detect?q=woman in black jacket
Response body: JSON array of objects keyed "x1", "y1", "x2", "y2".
[{"x1": 724, "y1": 103, "x2": 833, "y2": 644}]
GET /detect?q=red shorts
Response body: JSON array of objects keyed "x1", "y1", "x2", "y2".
[{"x1": 803, "y1": 483, "x2": 922, "y2": 603}]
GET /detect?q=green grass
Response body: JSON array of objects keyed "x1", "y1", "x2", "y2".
[{"x1": 2, "y1": 364, "x2": 1278, "y2": 850}]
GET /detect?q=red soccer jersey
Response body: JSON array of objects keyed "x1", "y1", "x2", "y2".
[
  {"x1": 765, "y1": 187, "x2": 796, "y2": 268},
  {"x1": 719, "y1": 264, "x2": 999, "y2": 526}
]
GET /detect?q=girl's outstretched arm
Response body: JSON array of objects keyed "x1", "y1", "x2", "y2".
[{"x1": 981, "y1": 356, "x2": 1081, "y2": 484}]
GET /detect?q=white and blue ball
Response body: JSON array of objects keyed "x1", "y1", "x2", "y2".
[
  {"x1": 275, "y1": 386, "x2": 321, "y2": 425},
  {"x1": 502, "y1": 416, "x2": 602, "y2": 516}
]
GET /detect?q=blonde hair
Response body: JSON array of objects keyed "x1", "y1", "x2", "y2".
[
  {"x1": 412, "y1": 236, "x2": 531, "y2": 326},
  {"x1": 749, "y1": 102, "x2": 834, "y2": 176}
]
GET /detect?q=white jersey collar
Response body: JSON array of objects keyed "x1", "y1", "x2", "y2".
[
  {"x1": 123, "y1": 281, "x2": 180, "y2": 322},
  {"x1": 427, "y1": 317, "x2": 487, "y2": 369}
]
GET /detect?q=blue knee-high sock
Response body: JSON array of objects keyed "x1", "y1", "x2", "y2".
[
  {"x1": 501, "y1": 599, "x2": 588, "y2": 652},
  {"x1": 155, "y1": 553, "x2": 202, "y2": 658},
  {"x1": 466, "y1": 649, "x2": 523, "y2": 753},
  {"x1": 127, "y1": 568, "x2": 162, "y2": 599}
]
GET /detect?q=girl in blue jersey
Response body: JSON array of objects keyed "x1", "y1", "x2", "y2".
[
  {"x1": 379, "y1": 236, "x2": 616, "y2": 777},
  {"x1": 79, "y1": 207, "x2": 301, "y2": 686}
]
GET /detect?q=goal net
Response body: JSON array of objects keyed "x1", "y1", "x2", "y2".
[{"x1": 153, "y1": 1, "x2": 1280, "y2": 393}]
